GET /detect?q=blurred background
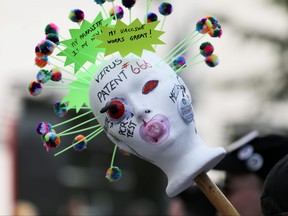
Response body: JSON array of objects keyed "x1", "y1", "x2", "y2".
[{"x1": 0, "y1": 0, "x2": 288, "y2": 215}]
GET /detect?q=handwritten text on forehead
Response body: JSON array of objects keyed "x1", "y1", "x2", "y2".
[
  {"x1": 95, "y1": 58, "x2": 123, "y2": 83},
  {"x1": 97, "y1": 69, "x2": 128, "y2": 103},
  {"x1": 95, "y1": 59, "x2": 153, "y2": 103}
]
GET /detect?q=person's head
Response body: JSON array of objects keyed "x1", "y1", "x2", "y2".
[
  {"x1": 168, "y1": 186, "x2": 216, "y2": 216},
  {"x1": 261, "y1": 154, "x2": 288, "y2": 216},
  {"x1": 89, "y1": 51, "x2": 225, "y2": 197},
  {"x1": 214, "y1": 131, "x2": 288, "y2": 216},
  {"x1": 124, "y1": 198, "x2": 158, "y2": 216},
  {"x1": 15, "y1": 200, "x2": 39, "y2": 216}
]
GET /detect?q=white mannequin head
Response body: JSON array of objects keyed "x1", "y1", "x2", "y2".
[{"x1": 89, "y1": 51, "x2": 225, "y2": 197}]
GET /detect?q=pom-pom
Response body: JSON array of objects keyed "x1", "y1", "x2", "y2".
[
  {"x1": 196, "y1": 16, "x2": 222, "y2": 38},
  {"x1": 205, "y1": 16, "x2": 222, "y2": 38},
  {"x1": 109, "y1": 6, "x2": 124, "y2": 20},
  {"x1": 38, "y1": 39, "x2": 55, "y2": 56},
  {"x1": 43, "y1": 132, "x2": 61, "y2": 151},
  {"x1": 35, "y1": 44, "x2": 44, "y2": 58},
  {"x1": 50, "y1": 68, "x2": 62, "y2": 82},
  {"x1": 69, "y1": 9, "x2": 85, "y2": 23},
  {"x1": 105, "y1": 166, "x2": 122, "y2": 182},
  {"x1": 200, "y1": 42, "x2": 214, "y2": 57},
  {"x1": 147, "y1": 12, "x2": 158, "y2": 23},
  {"x1": 209, "y1": 25, "x2": 222, "y2": 38},
  {"x1": 172, "y1": 55, "x2": 187, "y2": 70},
  {"x1": 94, "y1": 0, "x2": 106, "y2": 5},
  {"x1": 34, "y1": 56, "x2": 48, "y2": 68},
  {"x1": 46, "y1": 33, "x2": 60, "y2": 45},
  {"x1": 53, "y1": 101, "x2": 68, "y2": 117},
  {"x1": 205, "y1": 54, "x2": 219, "y2": 67},
  {"x1": 196, "y1": 17, "x2": 210, "y2": 34},
  {"x1": 73, "y1": 135, "x2": 87, "y2": 152},
  {"x1": 45, "y1": 23, "x2": 59, "y2": 35},
  {"x1": 37, "y1": 69, "x2": 51, "y2": 84},
  {"x1": 122, "y1": 0, "x2": 136, "y2": 9},
  {"x1": 28, "y1": 81, "x2": 43, "y2": 96},
  {"x1": 36, "y1": 122, "x2": 52, "y2": 135},
  {"x1": 158, "y1": 2, "x2": 173, "y2": 16}
]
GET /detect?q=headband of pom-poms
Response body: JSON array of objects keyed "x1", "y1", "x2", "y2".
[{"x1": 28, "y1": 0, "x2": 222, "y2": 183}]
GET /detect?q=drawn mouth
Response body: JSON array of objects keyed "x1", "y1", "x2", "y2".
[{"x1": 139, "y1": 114, "x2": 170, "y2": 145}]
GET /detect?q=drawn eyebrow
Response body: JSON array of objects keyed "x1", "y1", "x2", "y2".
[{"x1": 142, "y1": 80, "x2": 159, "y2": 94}]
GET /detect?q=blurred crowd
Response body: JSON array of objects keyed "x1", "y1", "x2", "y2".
[{"x1": 14, "y1": 131, "x2": 288, "y2": 216}]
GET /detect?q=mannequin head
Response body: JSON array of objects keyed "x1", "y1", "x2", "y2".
[{"x1": 89, "y1": 51, "x2": 225, "y2": 197}]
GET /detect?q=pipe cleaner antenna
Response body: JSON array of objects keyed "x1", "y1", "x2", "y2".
[
  {"x1": 94, "y1": 0, "x2": 109, "y2": 18},
  {"x1": 54, "y1": 127, "x2": 104, "y2": 156},
  {"x1": 144, "y1": 0, "x2": 152, "y2": 23},
  {"x1": 106, "y1": 145, "x2": 122, "y2": 182}
]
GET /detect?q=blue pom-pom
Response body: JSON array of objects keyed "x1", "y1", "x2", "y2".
[
  {"x1": 172, "y1": 55, "x2": 187, "y2": 70},
  {"x1": 53, "y1": 101, "x2": 68, "y2": 117},
  {"x1": 158, "y1": 2, "x2": 173, "y2": 16},
  {"x1": 73, "y1": 135, "x2": 87, "y2": 152},
  {"x1": 147, "y1": 12, "x2": 158, "y2": 23},
  {"x1": 106, "y1": 166, "x2": 122, "y2": 182}
]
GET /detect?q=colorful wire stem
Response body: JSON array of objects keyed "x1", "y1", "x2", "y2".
[
  {"x1": 52, "y1": 110, "x2": 93, "y2": 128},
  {"x1": 173, "y1": 53, "x2": 202, "y2": 75},
  {"x1": 57, "y1": 124, "x2": 101, "y2": 136},
  {"x1": 110, "y1": 145, "x2": 118, "y2": 167},
  {"x1": 145, "y1": 0, "x2": 152, "y2": 24},
  {"x1": 43, "y1": 84, "x2": 89, "y2": 91},
  {"x1": 160, "y1": 30, "x2": 199, "y2": 64},
  {"x1": 54, "y1": 127, "x2": 104, "y2": 156},
  {"x1": 56, "y1": 116, "x2": 99, "y2": 135}
]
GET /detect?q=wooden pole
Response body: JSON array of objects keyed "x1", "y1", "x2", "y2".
[{"x1": 194, "y1": 172, "x2": 240, "y2": 216}]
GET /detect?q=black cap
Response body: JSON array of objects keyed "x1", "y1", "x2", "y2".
[
  {"x1": 214, "y1": 131, "x2": 288, "y2": 181},
  {"x1": 261, "y1": 154, "x2": 288, "y2": 215}
]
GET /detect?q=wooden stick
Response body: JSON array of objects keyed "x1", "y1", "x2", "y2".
[{"x1": 194, "y1": 172, "x2": 240, "y2": 216}]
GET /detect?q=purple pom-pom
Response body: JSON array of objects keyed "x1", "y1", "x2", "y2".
[
  {"x1": 69, "y1": 9, "x2": 85, "y2": 23},
  {"x1": 158, "y1": 2, "x2": 173, "y2": 16},
  {"x1": 28, "y1": 81, "x2": 43, "y2": 96},
  {"x1": 36, "y1": 122, "x2": 52, "y2": 135}
]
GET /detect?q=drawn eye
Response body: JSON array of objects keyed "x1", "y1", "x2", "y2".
[
  {"x1": 142, "y1": 80, "x2": 159, "y2": 94},
  {"x1": 100, "y1": 98, "x2": 132, "y2": 122}
]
